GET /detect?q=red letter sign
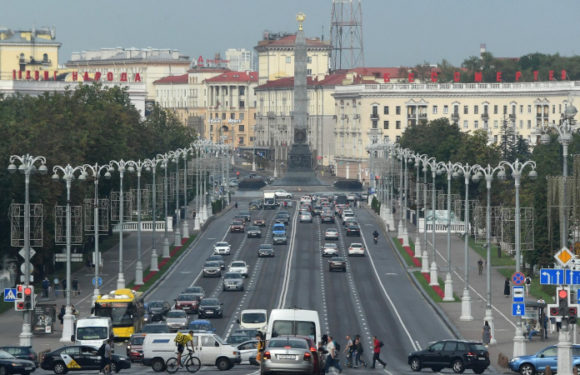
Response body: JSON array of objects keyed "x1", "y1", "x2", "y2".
[
  {"x1": 383, "y1": 73, "x2": 390, "y2": 83},
  {"x1": 562, "y1": 70, "x2": 567, "y2": 80},
  {"x1": 515, "y1": 71, "x2": 522, "y2": 81},
  {"x1": 408, "y1": 72, "x2": 414, "y2": 83},
  {"x1": 120, "y1": 72, "x2": 127, "y2": 82},
  {"x1": 549, "y1": 70, "x2": 554, "y2": 81},
  {"x1": 83, "y1": 72, "x2": 90, "y2": 81},
  {"x1": 533, "y1": 70, "x2": 539, "y2": 81},
  {"x1": 135, "y1": 73, "x2": 141, "y2": 82},
  {"x1": 496, "y1": 71, "x2": 502, "y2": 82},
  {"x1": 94, "y1": 72, "x2": 101, "y2": 81},
  {"x1": 34, "y1": 71, "x2": 39, "y2": 80},
  {"x1": 72, "y1": 71, "x2": 78, "y2": 81},
  {"x1": 474, "y1": 72, "x2": 482, "y2": 82},
  {"x1": 453, "y1": 71, "x2": 460, "y2": 82},
  {"x1": 430, "y1": 71, "x2": 438, "y2": 83},
  {"x1": 107, "y1": 72, "x2": 113, "y2": 81},
  {"x1": 43, "y1": 71, "x2": 49, "y2": 80}
]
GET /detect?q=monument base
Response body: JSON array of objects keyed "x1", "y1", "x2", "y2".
[{"x1": 273, "y1": 143, "x2": 326, "y2": 186}]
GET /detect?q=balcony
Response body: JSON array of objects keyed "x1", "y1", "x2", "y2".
[
  {"x1": 267, "y1": 112, "x2": 276, "y2": 119},
  {"x1": 370, "y1": 113, "x2": 379, "y2": 120}
]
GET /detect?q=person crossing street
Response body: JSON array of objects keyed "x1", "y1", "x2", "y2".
[{"x1": 371, "y1": 335, "x2": 386, "y2": 369}]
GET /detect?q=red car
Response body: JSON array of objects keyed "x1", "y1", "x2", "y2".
[
  {"x1": 174, "y1": 293, "x2": 201, "y2": 314},
  {"x1": 230, "y1": 220, "x2": 245, "y2": 233},
  {"x1": 126, "y1": 333, "x2": 146, "y2": 362}
]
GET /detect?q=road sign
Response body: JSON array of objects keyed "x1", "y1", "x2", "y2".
[
  {"x1": 512, "y1": 272, "x2": 526, "y2": 286},
  {"x1": 513, "y1": 286, "x2": 525, "y2": 302},
  {"x1": 92, "y1": 277, "x2": 102, "y2": 287},
  {"x1": 3, "y1": 288, "x2": 17, "y2": 302},
  {"x1": 18, "y1": 248, "x2": 35, "y2": 259},
  {"x1": 512, "y1": 303, "x2": 526, "y2": 316},
  {"x1": 55, "y1": 253, "x2": 84, "y2": 263},
  {"x1": 540, "y1": 269, "x2": 568, "y2": 285},
  {"x1": 20, "y1": 263, "x2": 33, "y2": 274},
  {"x1": 555, "y1": 247, "x2": 574, "y2": 267}
]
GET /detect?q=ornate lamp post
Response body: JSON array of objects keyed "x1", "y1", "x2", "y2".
[
  {"x1": 7, "y1": 154, "x2": 48, "y2": 347},
  {"x1": 172, "y1": 149, "x2": 183, "y2": 246},
  {"x1": 412, "y1": 153, "x2": 428, "y2": 259},
  {"x1": 156, "y1": 152, "x2": 172, "y2": 258},
  {"x1": 428, "y1": 157, "x2": 439, "y2": 285},
  {"x1": 52, "y1": 164, "x2": 85, "y2": 342},
  {"x1": 499, "y1": 159, "x2": 537, "y2": 357},
  {"x1": 108, "y1": 159, "x2": 130, "y2": 289},
  {"x1": 191, "y1": 142, "x2": 202, "y2": 231},
  {"x1": 421, "y1": 157, "x2": 436, "y2": 270},
  {"x1": 80, "y1": 163, "x2": 111, "y2": 301},
  {"x1": 180, "y1": 148, "x2": 192, "y2": 240},
  {"x1": 145, "y1": 157, "x2": 161, "y2": 272}
]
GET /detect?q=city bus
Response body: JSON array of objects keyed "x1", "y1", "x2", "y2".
[{"x1": 94, "y1": 288, "x2": 144, "y2": 341}]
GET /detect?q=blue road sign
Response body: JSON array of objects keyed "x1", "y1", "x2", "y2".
[
  {"x1": 92, "y1": 277, "x2": 102, "y2": 287},
  {"x1": 540, "y1": 269, "x2": 570, "y2": 285},
  {"x1": 3, "y1": 288, "x2": 17, "y2": 302},
  {"x1": 512, "y1": 272, "x2": 526, "y2": 285},
  {"x1": 513, "y1": 286, "x2": 525, "y2": 302},
  {"x1": 512, "y1": 303, "x2": 526, "y2": 316}
]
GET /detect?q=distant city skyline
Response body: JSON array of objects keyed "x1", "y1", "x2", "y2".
[{"x1": 4, "y1": 0, "x2": 580, "y2": 69}]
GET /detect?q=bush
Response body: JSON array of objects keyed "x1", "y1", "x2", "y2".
[
  {"x1": 211, "y1": 199, "x2": 225, "y2": 214},
  {"x1": 371, "y1": 196, "x2": 381, "y2": 214}
]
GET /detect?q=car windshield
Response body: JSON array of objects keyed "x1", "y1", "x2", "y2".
[
  {"x1": 0, "y1": 351, "x2": 14, "y2": 359},
  {"x1": 201, "y1": 299, "x2": 218, "y2": 306},
  {"x1": 232, "y1": 220, "x2": 243, "y2": 225},
  {"x1": 148, "y1": 301, "x2": 164, "y2": 308},
  {"x1": 167, "y1": 310, "x2": 186, "y2": 318},
  {"x1": 242, "y1": 313, "x2": 266, "y2": 324},
  {"x1": 208, "y1": 255, "x2": 223, "y2": 261},
  {"x1": 77, "y1": 326, "x2": 109, "y2": 340},
  {"x1": 177, "y1": 294, "x2": 195, "y2": 301},
  {"x1": 130, "y1": 336, "x2": 145, "y2": 345},
  {"x1": 184, "y1": 287, "x2": 203, "y2": 293},
  {"x1": 143, "y1": 324, "x2": 168, "y2": 333},
  {"x1": 269, "y1": 338, "x2": 308, "y2": 349},
  {"x1": 327, "y1": 229, "x2": 337, "y2": 233},
  {"x1": 205, "y1": 262, "x2": 220, "y2": 268},
  {"x1": 215, "y1": 242, "x2": 228, "y2": 247},
  {"x1": 224, "y1": 273, "x2": 242, "y2": 279},
  {"x1": 260, "y1": 244, "x2": 273, "y2": 249},
  {"x1": 231, "y1": 262, "x2": 245, "y2": 267},
  {"x1": 248, "y1": 226, "x2": 259, "y2": 231},
  {"x1": 324, "y1": 244, "x2": 337, "y2": 248}
]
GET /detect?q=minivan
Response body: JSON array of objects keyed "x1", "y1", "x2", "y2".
[
  {"x1": 266, "y1": 309, "x2": 321, "y2": 347},
  {"x1": 238, "y1": 309, "x2": 268, "y2": 331}
]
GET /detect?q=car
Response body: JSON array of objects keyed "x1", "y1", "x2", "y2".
[
  {"x1": 408, "y1": 339, "x2": 489, "y2": 374},
  {"x1": 213, "y1": 241, "x2": 231, "y2": 255},
  {"x1": 249, "y1": 200, "x2": 263, "y2": 210},
  {"x1": 229, "y1": 260, "x2": 249, "y2": 277},
  {"x1": 207, "y1": 254, "x2": 226, "y2": 269},
  {"x1": 345, "y1": 223, "x2": 361, "y2": 236},
  {"x1": 203, "y1": 261, "x2": 222, "y2": 278},
  {"x1": 126, "y1": 333, "x2": 146, "y2": 362},
  {"x1": 223, "y1": 272, "x2": 244, "y2": 291},
  {"x1": 321, "y1": 243, "x2": 339, "y2": 257},
  {"x1": 141, "y1": 322, "x2": 170, "y2": 333},
  {"x1": 361, "y1": 191, "x2": 369, "y2": 200},
  {"x1": 239, "y1": 210, "x2": 251, "y2": 222},
  {"x1": 508, "y1": 344, "x2": 580, "y2": 375},
  {"x1": 165, "y1": 309, "x2": 189, "y2": 331},
  {"x1": 228, "y1": 333, "x2": 252, "y2": 345},
  {"x1": 343, "y1": 217, "x2": 358, "y2": 226},
  {"x1": 144, "y1": 300, "x2": 171, "y2": 323},
  {"x1": 0, "y1": 350, "x2": 35, "y2": 374},
  {"x1": 274, "y1": 190, "x2": 292, "y2": 199},
  {"x1": 275, "y1": 213, "x2": 290, "y2": 224},
  {"x1": 229, "y1": 179, "x2": 239, "y2": 187},
  {"x1": 236, "y1": 340, "x2": 259, "y2": 365},
  {"x1": 324, "y1": 228, "x2": 339, "y2": 240},
  {"x1": 41, "y1": 345, "x2": 131, "y2": 374},
  {"x1": 253, "y1": 218, "x2": 266, "y2": 226},
  {"x1": 299, "y1": 211, "x2": 313, "y2": 223},
  {"x1": 329, "y1": 256, "x2": 347, "y2": 272},
  {"x1": 230, "y1": 220, "x2": 245, "y2": 233},
  {"x1": 348, "y1": 242, "x2": 365, "y2": 256},
  {"x1": 198, "y1": 298, "x2": 223, "y2": 318},
  {"x1": 174, "y1": 293, "x2": 202, "y2": 314},
  {"x1": 312, "y1": 205, "x2": 322, "y2": 216},
  {"x1": 246, "y1": 226, "x2": 262, "y2": 238},
  {"x1": 321, "y1": 213, "x2": 335, "y2": 223},
  {"x1": 273, "y1": 233, "x2": 287, "y2": 245},
  {"x1": 261, "y1": 336, "x2": 320, "y2": 375},
  {"x1": 188, "y1": 319, "x2": 216, "y2": 333},
  {"x1": 182, "y1": 286, "x2": 205, "y2": 298},
  {"x1": 0, "y1": 346, "x2": 37, "y2": 367},
  {"x1": 258, "y1": 244, "x2": 275, "y2": 257},
  {"x1": 272, "y1": 222, "x2": 286, "y2": 235}
]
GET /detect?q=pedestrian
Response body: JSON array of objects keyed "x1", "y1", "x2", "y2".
[
  {"x1": 371, "y1": 335, "x2": 386, "y2": 369},
  {"x1": 482, "y1": 321, "x2": 491, "y2": 347},
  {"x1": 343, "y1": 335, "x2": 353, "y2": 367},
  {"x1": 61, "y1": 279, "x2": 67, "y2": 295},
  {"x1": 58, "y1": 305, "x2": 65, "y2": 325},
  {"x1": 72, "y1": 278, "x2": 79, "y2": 296},
  {"x1": 353, "y1": 336, "x2": 366, "y2": 368},
  {"x1": 525, "y1": 275, "x2": 532, "y2": 296},
  {"x1": 192, "y1": 210, "x2": 196, "y2": 220},
  {"x1": 103, "y1": 337, "x2": 113, "y2": 374},
  {"x1": 504, "y1": 277, "x2": 510, "y2": 298},
  {"x1": 42, "y1": 277, "x2": 50, "y2": 298},
  {"x1": 556, "y1": 315, "x2": 562, "y2": 332},
  {"x1": 477, "y1": 259, "x2": 484, "y2": 275},
  {"x1": 543, "y1": 314, "x2": 549, "y2": 339},
  {"x1": 324, "y1": 335, "x2": 342, "y2": 373},
  {"x1": 234, "y1": 201, "x2": 238, "y2": 209},
  {"x1": 53, "y1": 277, "x2": 60, "y2": 297}
]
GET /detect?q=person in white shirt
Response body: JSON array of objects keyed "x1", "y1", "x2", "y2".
[{"x1": 324, "y1": 335, "x2": 342, "y2": 373}]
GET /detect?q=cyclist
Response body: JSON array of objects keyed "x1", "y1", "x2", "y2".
[
  {"x1": 175, "y1": 330, "x2": 194, "y2": 367},
  {"x1": 372, "y1": 230, "x2": 379, "y2": 244}
]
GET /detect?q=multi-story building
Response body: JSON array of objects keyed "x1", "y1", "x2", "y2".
[
  {"x1": 0, "y1": 26, "x2": 60, "y2": 80},
  {"x1": 225, "y1": 48, "x2": 254, "y2": 72}
]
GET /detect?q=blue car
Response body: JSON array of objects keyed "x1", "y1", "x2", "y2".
[
  {"x1": 188, "y1": 319, "x2": 216, "y2": 333},
  {"x1": 509, "y1": 345, "x2": 580, "y2": 374}
]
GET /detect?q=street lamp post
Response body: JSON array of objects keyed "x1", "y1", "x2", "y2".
[
  {"x1": 52, "y1": 164, "x2": 85, "y2": 342},
  {"x1": 192, "y1": 143, "x2": 201, "y2": 231},
  {"x1": 421, "y1": 157, "x2": 435, "y2": 273},
  {"x1": 180, "y1": 148, "x2": 192, "y2": 240},
  {"x1": 413, "y1": 153, "x2": 428, "y2": 259},
  {"x1": 108, "y1": 159, "x2": 130, "y2": 289},
  {"x1": 473, "y1": 163, "x2": 505, "y2": 344},
  {"x1": 499, "y1": 159, "x2": 537, "y2": 357},
  {"x1": 80, "y1": 163, "x2": 111, "y2": 302},
  {"x1": 454, "y1": 162, "x2": 481, "y2": 321},
  {"x1": 146, "y1": 157, "x2": 161, "y2": 272},
  {"x1": 428, "y1": 158, "x2": 439, "y2": 286},
  {"x1": 172, "y1": 150, "x2": 183, "y2": 246},
  {"x1": 7, "y1": 154, "x2": 48, "y2": 347},
  {"x1": 157, "y1": 152, "x2": 172, "y2": 258}
]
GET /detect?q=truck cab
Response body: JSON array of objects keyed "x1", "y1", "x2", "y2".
[{"x1": 74, "y1": 316, "x2": 112, "y2": 347}]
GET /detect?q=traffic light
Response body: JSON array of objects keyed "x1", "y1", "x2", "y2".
[
  {"x1": 14, "y1": 285, "x2": 25, "y2": 311},
  {"x1": 569, "y1": 306, "x2": 578, "y2": 324},
  {"x1": 559, "y1": 288, "x2": 569, "y2": 317},
  {"x1": 23, "y1": 285, "x2": 34, "y2": 310}
]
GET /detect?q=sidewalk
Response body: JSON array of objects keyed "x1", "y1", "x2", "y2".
[
  {"x1": 389, "y1": 215, "x2": 577, "y2": 373},
  {"x1": 0, "y1": 196, "x2": 208, "y2": 353}
]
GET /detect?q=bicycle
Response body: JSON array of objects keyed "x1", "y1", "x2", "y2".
[{"x1": 166, "y1": 349, "x2": 201, "y2": 373}]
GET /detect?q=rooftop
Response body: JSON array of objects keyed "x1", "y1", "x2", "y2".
[
  {"x1": 154, "y1": 74, "x2": 188, "y2": 85},
  {"x1": 204, "y1": 71, "x2": 258, "y2": 83}
]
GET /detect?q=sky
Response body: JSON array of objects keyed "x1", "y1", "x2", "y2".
[{"x1": 4, "y1": 0, "x2": 580, "y2": 68}]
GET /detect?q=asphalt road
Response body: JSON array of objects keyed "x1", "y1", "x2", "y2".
[{"x1": 32, "y1": 195, "x2": 495, "y2": 375}]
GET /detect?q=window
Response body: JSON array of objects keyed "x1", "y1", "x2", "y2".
[
  {"x1": 372, "y1": 106, "x2": 378, "y2": 115},
  {"x1": 528, "y1": 105, "x2": 532, "y2": 113},
  {"x1": 383, "y1": 106, "x2": 389, "y2": 115},
  {"x1": 239, "y1": 125, "x2": 245, "y2": 132},
  {"x1": 396, "y1": 106, "x2": 401, "y2": 115},
  {"x1": 494, "y1": 135, "x2": 498, "y2": 143},
  {"x1": 463, "y1": 120, "x2": 468, "y2": 129},
  {"x1": 433, "y1": 105, "x2": 438, "y2": 114},
  {"x1": 474, "y1": 105, "x2": 479, "y2": 115},
  {"x1": 253, "y1": 113, "x2": 256, "y2": 119},
  {"x1": 520, "y1": 105, "x2": 524, "y2": 114},
  {"x1": 396, "y1": 135, "x2": 401, "y2": 142},
  {"x1": 396, "y1": 121, "x2": 401, "y2": 129},
  {"x1": 553, "y1": 105, "x2": 556, "y2": 114},
  {"x1": 519, "y1": 120, "x2": 523, "y2": 129},
  {"x1": 239, "y1": 113, "x2": 245, "y2": 120},
  {"x1": 494, "y1": 120, "x2": 498, "y2": 128},
  {"x1": 527, "y1": 120, "x2": 531, "y2": 129},
  {"x1": 383, "y1": 120, "x2": 389, "y2": 129},
  {"x1": 372, "y1": 120, "x2": 378, "y2": 129},
  {"x1": 503, "y1": 105, "x2": 507, "y2": 114},
  {"x1": 443, "y1": 342, "x2": 457, "y2": 351},
  {"x1": 307, "y1": 56, "x2": 312, "y2": 64},
  {"x1": 239, "y1": 101, "x2": 245, "y2": 108},
  {"x1": 285, "y1": 56, "x2": 291, "y2": 64},
  {"x1": 230, "y1": 113, "x2": 236, "y2": 120},
  {"x1": 463, "y1": 105, "x2": 468, "y2": 115},
  {"x1": 443, "y1": 105, "x2": 448, "y2": 114},
  {"x1": 494, "y1": 105, "x2": 498, "y2": 114},
  {"x1": 474, "y1": 120, "x2": 479, "y2": 129},
  {"x1": 238, "y1": 137, "x2": 244, "y2": 144},
  {"x1": 222, "y1": 113, "x2": 226, "y2": 120},
  {"x1": 307, "y1": 69, "x2": 312, "y2": 76}
]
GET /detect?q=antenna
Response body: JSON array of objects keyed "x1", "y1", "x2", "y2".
[{"x1": 330, "y1": 0, "x2": 365, "y2": 70}]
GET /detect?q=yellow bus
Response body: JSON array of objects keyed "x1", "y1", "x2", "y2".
[{"x1": 94, "y1": 288, "x2": 144, "y2": 340}]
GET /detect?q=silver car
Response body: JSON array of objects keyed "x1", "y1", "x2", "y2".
[
  {"x1": 321, "y1": 243, "x2": 339, "y2": 257},
  {"x1": 223, "y1": 272, "x2": 244, "y2": 291},
  {"x1": 261, "y1": 336, "x2": 316, "y2": 375},
  {"x1": 165, "y1": 309, "x2": 188, "y2": 331},
  {"x1": 203, "y1": 261, "x2": 222, "y2": 277}
]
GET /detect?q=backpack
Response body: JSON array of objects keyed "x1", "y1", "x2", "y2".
[
  {"x1": 379, "y1": 341, "x2": 384, "y2": 348},
  {"x1": 334, "y1": 341, "x2": 341, "y2": 352},
  {"x1": 97, "y1": 343, "x2": 106, "y2": 357}
]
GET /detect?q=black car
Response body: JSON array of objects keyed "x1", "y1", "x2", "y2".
[
  {"x1": 408, "y1": 339, "x2": 489, "y2": 374},
  {"x1": 345, "y1": 223, "x2": 361, "y2": 236},
  {"x1": 41, "y1": 345, "x2": 131, "y2": 374},
  {"x1": 275, "y1": 212, "x2": 290, "y2": 224},
  {"x1": 0, "y1": 350, "x2": 35, "y2": 374},
  {"x1": 206, "y1": 254, "x2": 226, "y2": 269},
  {"x1": 198, "y1": 298, "x2": 224, "y2": 318},
  {"x1": 239, "y1": 211, "x2": 251, "y2": 222},
  {"x1": 328, "y1": 256, "x2": 347, "y2": 272},
  {"x1": 246, "y1": 226, "x2": 262, "y2": 238},
  {"x1": 182, "y1": 286, "x2": 205, "y2": 298},
  {"x1": 144, "y1": 300, "x2": 171, "y2": 322},
  {"x1": 321, "y1": 213, "x2": 335, "y2": 223},
  {"x1": 141, "y1": 322, "x2": 170, "y2": 333},
  {"x1": 0, "y1": 346, "x2": 37, "y2": 367}
]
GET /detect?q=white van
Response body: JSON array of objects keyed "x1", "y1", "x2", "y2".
[
  {"x1": 238, "y1": 309, "x2": 268, "y2": 331},
  {"x1": 73, "y1": 317, "x2": 112, "y2": 347},
  {"x1": 142, "y1": 332, "x2": 240, "y2": 372},
  {"x1": 266, "y1": 309, "x2": 321, "y2": 346}
]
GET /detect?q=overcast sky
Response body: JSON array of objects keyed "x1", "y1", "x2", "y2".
[{"x1": 4, "y1": 0, "x2": 580, "y2": 68}]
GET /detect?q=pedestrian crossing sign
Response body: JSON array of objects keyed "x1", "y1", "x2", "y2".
[{"x1": 3, "y1": 288, "x2": 17, "y2": 302}]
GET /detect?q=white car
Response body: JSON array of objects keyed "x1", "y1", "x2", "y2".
[
  {"x1": 213, "y1": 241, "x2": 231, "y2": 255},
  {"x1": 348, "y1": 242, "x2": 365, "y2": 256},
  {"x1": 324, "y1": 228, "x2": 339, "y2": 240},
  {"x1": 237, "y1": 340, "x2": 258, "y2": 365},
  {"x1": 300, "y1": 195, "x2": 312, "y2": 204},
  {"x1": 321, "y1": 243, "x2": 339, "y2": 257},
  {"x1": 299, "y1": 211, "x2": 313, "y2": 223},
  {"x1": 229, "y1": 260, "x2": 249, "y2": 277},
  {"x1": 274, "y1": 190, "x2": 293, "y2": 199}
]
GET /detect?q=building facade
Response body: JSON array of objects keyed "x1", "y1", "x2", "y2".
[{"x1": 225, "y1": 48, "x2": 254, "y2": 72}]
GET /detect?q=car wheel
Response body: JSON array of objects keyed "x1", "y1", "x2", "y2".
[
  {"x1": 472, "y1": 367, "x2": 486, "y2": 374},
  {"x1": 151, "y1": 358, "x2": 166, "y2": 372},
  {"x1": 409, "y1": 357, "x2": 422, "y2": 371},
  {"x1": 0, "y1": 366, "x2": 6, "y2": 375},
  {"x1": 451, "y1": 358, "x2": 465, "y2": 374},
  {"x1": 431, "y1": 367, "x2": 442, "y2": 372},
  {"x1": 53, "y1": 361, "x2": 68, "y2": 374},
  {"x1": 519, "y1": 363, "x2": 536, "y2": 375},
  {"x1": 216, "y1": 357, "x2": 231, "y2": 371}
]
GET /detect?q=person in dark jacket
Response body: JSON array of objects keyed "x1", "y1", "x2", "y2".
[
  {"x1": 371, "y1": 336, "x2": 386, "y2": 368},
  {"x1": 504, "y1": 277, "x2": 510, "y2": 297}
]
